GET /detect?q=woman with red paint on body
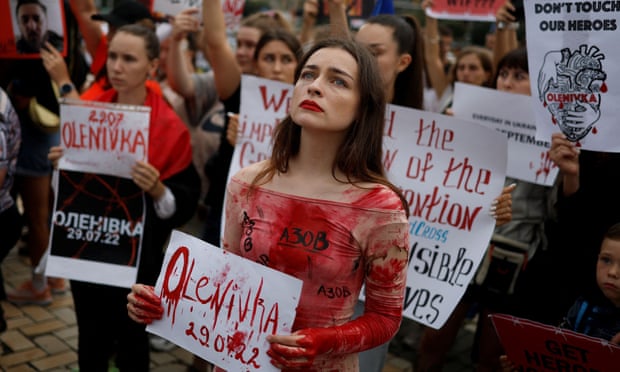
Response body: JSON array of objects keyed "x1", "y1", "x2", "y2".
[
  {"x1": 128, "y1": 37, "x2": 411, "y2": 371},
  {"x1": 47, "y1": 24, "x2": 200, "y2": 371}
]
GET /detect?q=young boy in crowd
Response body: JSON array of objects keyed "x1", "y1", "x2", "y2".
[{"x1": 501, "y1": 222, "x2": 620, "y2": 370}]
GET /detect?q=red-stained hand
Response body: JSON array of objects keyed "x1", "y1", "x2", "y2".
[
  {"x1": 127, "y1": 284, "x2": 164, "y2": 324},
  {"x1": 266, "y1": 328, "x2": 337, "y2": 369},
  {"x1": 612, "y1": 332, "x2": 620, "y2": 345}
]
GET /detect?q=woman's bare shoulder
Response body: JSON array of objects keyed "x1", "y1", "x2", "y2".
[{"x1": 232, "y1": 160, "x2": 271, "y2": 184}]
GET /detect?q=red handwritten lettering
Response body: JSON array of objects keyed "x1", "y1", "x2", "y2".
[
  {"x1": 161, "y1": 248, "x2": 279, "y2": 338},
  {"x1": 406, "y1": 152, "x2": 434, "y2": 181},
  {"x1": 383, "y1": 149, "x2": 398, "y2": 172},
  {"x1": 259, "y1": 86, "x2": 290, "y2": 112},
  {"x1": 384, "y1": 109, "x2": 396, "y2": 138},
  {"x1": 415, "y1": 119, "x2": 455, "y2": 151},
  {"x1": 442, "y1": 157, "x2": 491, "y2": 195},
  {"x1": 61, "y1": 120, "x2": 146, "y2": 156},
  {"x1": 239, "y1": 141, "x2": 270, "y2": 168},
  {"x1": 161, "y1": 246, "x2": 190, "y2": 325},
  {"x1": 403, "y1": 186, "x2": 482, "y2": 231}
]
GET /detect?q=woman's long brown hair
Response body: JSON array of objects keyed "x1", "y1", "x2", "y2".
[{"x1": 250, "y1": 38, "x2": 410, "y2": 216}]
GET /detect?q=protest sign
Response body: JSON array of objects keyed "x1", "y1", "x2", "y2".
[
  {"x1": 59, "y1": 100, "x2": 151, "y2": 179},
  {"x1": 426, "y1": 0, "x2": 504, "y2": 21},
  {"x1": 1, "y1": 0, "x2": 67, "y2": 59},
  {"x1": 526, "y1": 0, "x2": 620, "y2": 152},
  {"x1": 491, "y1": 313, "x2": 620, "y2": 372},
  {"x1": 383, "y1": 105, "x2": 507, "y2": 329},
  {"x1": 147, "y1": 231, "x2": 303, "y2": 372},
  {"x1": 152, "y1": 0, "x2": 202, "y2": 16},
  {"x1": 46, "y1": 169, "x2": 145, "y2": 288},
  {"x1": 452, "y1": 82, "x2": 558, "y2": 186},
  {"x1": 221, "y1": 0, "x2": 245, "y2": 32},
  {"x1": 229, "y1": 75, "x2": 291, "y2": 173},
  {"x1": 151, "y1": 0, "x2": 245, "y2": 34},
  {"x1": 219, "y1": 75, "x2": 292, "y2": 245},
  {"x1": 46, "y1": 100, "x2": 150, "y2": 288}
]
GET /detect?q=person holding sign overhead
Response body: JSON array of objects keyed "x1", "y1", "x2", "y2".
[
  {"x1": 422, "y1": 0, "x2": 495, "y2": 114},
  {"x1": 128, "y1": 37, "x2": 411, "y2": 371},
  {"x1": 327, "y1": 0, "x2": 426, "y2": 111},
  {"x1": 68, "y1": 0, "x2": 159, "y2": 101},
  {"x1": 47, "y1": 24, "x2": 200, "y2": 371},
  {"x1": 164, "y1": 5, "x2": 300, "y2": 370},
  {"x1": 193, "y1": 0, "x2": 300, "y2": 249}
]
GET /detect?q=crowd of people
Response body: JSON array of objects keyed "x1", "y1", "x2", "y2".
[{"x1": 1, "y1": 0, "x2": 619, "y2": 371}]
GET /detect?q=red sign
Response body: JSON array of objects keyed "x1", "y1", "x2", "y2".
[
  {"x1": 491, "y1": 314, "x2": 620, "y2": 372},
  {"x1": 427, "y1": 0, "x2": 503, "y2": 21}
]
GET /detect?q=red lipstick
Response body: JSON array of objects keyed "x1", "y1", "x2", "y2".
[{"x1": 300, "y1": 100, "x2": 323, "y2": 112}]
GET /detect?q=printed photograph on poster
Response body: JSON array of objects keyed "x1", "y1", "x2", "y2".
[
  {"x1": 383, "y1": 104, "x2": 507, "y2": 329},
  {"x1": 147, "y1": 231, "x2": 302, "y2": 372},
  {"x1": 426, "y1": 0, "x2": 506, "y2": 21},
  {"x1": 491, "y1": 314, "x2": 620, "y2": 372},
  {"x1": 0, "y1": 0, "x2": 67, "y2": 58},
  {"x1": 46, "y1": 169, "x2": 145, "y2": 288},
  {"x1": 525, "y1": 0, "x2": 620, "y2": 152},
  {"x1": 452, "y1": 82, "x2": 558, "y2": 186}
]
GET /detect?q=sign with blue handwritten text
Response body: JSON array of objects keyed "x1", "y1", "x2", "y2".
[{"x1": 383, "y1": 104, "x2": 507, "y2": 329}]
